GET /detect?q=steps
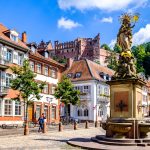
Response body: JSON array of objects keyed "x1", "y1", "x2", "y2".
[{"x1": 91, "y1": 135, "x2": 150, "y2": 146}]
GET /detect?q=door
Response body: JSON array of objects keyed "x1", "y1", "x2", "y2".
[{"x1": 28, "y1": 105, "x2": 33, "y2": 122}]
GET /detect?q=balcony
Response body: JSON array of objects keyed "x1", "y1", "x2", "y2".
[
  {"x1": 80, "y1": 92, "x2": 91, "y2": 100},
  {"x1": 0, "y1": 86, "x2": 9, "y2": 96}
]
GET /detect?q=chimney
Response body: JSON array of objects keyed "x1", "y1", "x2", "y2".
[
  {"x1": 66, "y1": 58, "x2": 74, "y2": 68},
  {"x1": 22, "y1": 31, "x2": 27, "y2": 43}
]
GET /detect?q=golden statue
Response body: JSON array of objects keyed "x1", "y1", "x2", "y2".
[{"x1": 113, "y1": 13, "x2": 139, "y2": 79}]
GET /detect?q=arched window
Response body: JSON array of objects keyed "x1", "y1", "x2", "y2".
[
  {"x1": 84, "y1": 109, "x2": 88, "y2": 116},
  {"x1": 77, "y1": 109, "x2": 82, "y2": 116}
]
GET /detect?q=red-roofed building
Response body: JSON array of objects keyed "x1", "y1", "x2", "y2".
[
  {"x1": 28, "y1": 43, "x2": 65, "y2": 124},
  {"x1": 63, "y1": 59, "x2": 114, "y2": 122},
  {"x1": 0, "y1": 23, "x2": 29, "y2": 125}
]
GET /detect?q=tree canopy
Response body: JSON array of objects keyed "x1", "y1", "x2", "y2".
[
  {"x1": 10, "y1": 59, "x2": 45, "y2": 135},
  {"x1": 101, "y1": 44, "x2": 111, "y2": 51},
  {"x1": 54, "y1": 75, "x2": 80, "y2": 105}
]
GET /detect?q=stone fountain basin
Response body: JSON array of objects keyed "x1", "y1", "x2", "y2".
[
  {"x1": 108, "y1": 122, "x2": 132, "y2": 133},
  {"x1": 139, "y1": 123, "x2": 150, "y2": 133}
]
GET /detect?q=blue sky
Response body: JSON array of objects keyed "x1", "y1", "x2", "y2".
[{"x1": 0, "y1": 0, "x2": 150, "y2": 48}]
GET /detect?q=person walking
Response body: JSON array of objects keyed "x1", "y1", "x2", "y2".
[{"x1": 38, "y1": 113, "x2": 46, "y2": 132}]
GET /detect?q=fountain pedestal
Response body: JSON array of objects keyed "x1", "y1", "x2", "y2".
[{"x1": 102, "y1": 78, "x2": 149, "y2": 139}]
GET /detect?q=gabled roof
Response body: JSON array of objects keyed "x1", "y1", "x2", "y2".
[
  {"x1": 29, "y1": 51, "x2": 65, "y2": 69},
  {"x1": 64, "y1": 59, "x2": 114, "y2": 82},
  {"x1": 0, "y1": 23, "x2": 29, "y2": 51}
]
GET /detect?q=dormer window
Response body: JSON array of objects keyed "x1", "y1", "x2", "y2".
[
  {"x1": 106, "y1": 74, "x2": 109, "y2": 80},
  {"x1": 75, "y1": 72, "x2": 82, "y2": 78},
  {"x1": 31, "y1": 46, "x2": 36, "y2": 53},
  {"x1": 67, "y1": 73, "x2": 73, "y2": 78},
  {"x1": 11, "y1": 34, "x2": 18, "y2": 42},
  {"x1": 10, "y1": 30, "x2": 19, "y2": 42}
]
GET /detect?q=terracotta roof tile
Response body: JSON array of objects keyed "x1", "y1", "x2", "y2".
[
  {"x1": 64, "y1": 59, "x2": 114, "y2": 82},
  {"x1": 29, "y1": 51, "x2": 65, "y2": 68},
  {"x1": 0, "y1": 23, "x2": 29, "y2": 50}
]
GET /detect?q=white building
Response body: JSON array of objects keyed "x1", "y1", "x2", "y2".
[{"x1": 63, "y1": 59, "x2": 114, "y2": 122}]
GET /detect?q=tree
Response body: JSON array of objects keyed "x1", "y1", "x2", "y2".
[
  {"x1": 105, "y1": 52, "x2": 118, "y2": 71},
  {"x1": 10, "y1": 60, "x2": 45, "y2": 135},
  {"x1": 132, "y1": 45, "x2": 146, "y2": 73},
  {"x1": 54, "y1": 76, "x2": 80, "y2": 124},
  {"x1": 113, "y1": 43, "x2": 122, "y2": 53},
  {"x1": 101, "y1": 44, "x2": 111, "y2": 51},
  {"x1": 143, "y1": 54, "x2": 150, "y2": 77}
]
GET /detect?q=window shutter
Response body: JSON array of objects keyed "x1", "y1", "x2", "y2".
[
  {"x1": 2, "y1": 47, "x2": 7, "y2": 60},
  {"x1": 13, "y1": 51, "x2": 18, "y2": 64},
  {"x1": 49, "y1": 84, "x2": 52, "y2": 95}
]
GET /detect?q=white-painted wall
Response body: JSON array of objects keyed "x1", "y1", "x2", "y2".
[{"x1": 69, "y1": 80, "x2": 110, "y2": 122}]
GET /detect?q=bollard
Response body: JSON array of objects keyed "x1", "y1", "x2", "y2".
[
  {"x1": 85, "y1": 121, "x2": 89, "y2": 129},
  {"x1": 43, "y1": 121, "x2": 47, "y2": 133},
  {"x1": 100, "y1": 121, "x2": 102, "y2": 127},
  {"x1": 95, "y1": 121, "x2": 98, "y2": 128},
  {"x1": 59, "y1": 122, "x2": 62, "y2": 132},
  {"x1": 74, "y1": 121, "x2": 77, "y2": 130},
  {"x1": 24, "y1": 122, "x2": 29, "y2": 135}
]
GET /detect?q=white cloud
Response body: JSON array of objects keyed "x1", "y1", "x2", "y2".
[
  {"x1": 133, "y1": 24, "x2": 150, "y2": 45},
  {"x1": 101, "y1": 17, "x2": 113, "y2": 23},
  {"x1": 109, "y1": 39, "x2": 116, "y2": 49},
  {"x1": 58, "y1": 0, "x2": 147, "y2": 11},
  {"x1": 58, "y1": 17, "x2": 82, "y2": 29}
]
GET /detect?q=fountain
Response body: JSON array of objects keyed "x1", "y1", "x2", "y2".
[
  {"x1": 67, "y1": 13, "x2": 150, "y2": 148},
  {"x1": 94, "y1": 13, "x2": 150, "y2": 146}
]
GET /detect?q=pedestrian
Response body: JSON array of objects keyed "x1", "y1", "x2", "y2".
[{"x1": 38, "y1": 113, "x2": 46, "y2": 132}]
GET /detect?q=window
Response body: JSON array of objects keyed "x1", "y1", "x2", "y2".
[
  {"x1": 18, "y1": 53, "x2": 24, "y2": 65},
  {"x1": 30, "y1": 61, "x2": 34, "y2": 71},
  {"x1": 0, "y1": 100, "x2": 2, "y2": 116},
  {"x1": 6, "y1": 49, "x2": 12, "y2": 62},
  {"x1": 44, "y1": 66, "x2": 48, "y2": 76},
  {"x1": 51, "y1": 106, "x2": 56, "y2": 119},
  {"x1": 67, "y1": 73, "x2": 73, "y2": 78},
  {"x1": 11, "y1": 34, "x2": 18, "y2": 42},
  {"x1": 51, "y1": 69, "x2": 57, "y2": 78},
  {"x1": 51, "y1": 85, "x2": 56, "y2": 94},
  {"x1": 4, "y1": 100, "x2": 12, "y2": 115},
  {"x1": 15, "y1": 101, "x2": 21, "y2": 115},
  {"x1": 36, "y1": 105, "x2": 41, "y2": 119},
  {"x1": 77, "y1": 109, "x2": 82, "y2": 116},
  {"x1": 83, "y1": 86, "x2": 90, "y2": 93},
  {"x1": 37, "y1": 63, "x2": 41, "y2": 73},
  {"x1": 104, "y1": 87, "x2": 109, "y2": 95},
  {"x1": 75, "y1": 86, "x2": 83, "y2": 93},
  {"x1": 45, "y1": 52, "x2": 49, "y2": 58},
  {"x1": 98, "y1": 85, "x2": 102, "y2": 95},
  {"x1": 106, "y1": 74, "x2": 109, "y2": 80},
  {"x1": 43, "y1": 84, "x2": 48, "y2": 94},
  {"x1": 75, "y1": 72, "x2": 82, "y2": 78},
  {"x1": 6, "y1": 73, "x2": 12, "y2": 87},
  {"x1": 84, "y1": 109, "x2": 88, "y2": 116}
]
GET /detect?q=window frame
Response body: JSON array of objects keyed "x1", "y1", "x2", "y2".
[
  {"x1": 4, "y1": 100, "x2": 13, "y2": 116},
  {"x1": 30, "y1": 61, "x2": 35, "y2": 72},
  {"x1": 15, "y1": 101, "x2": 21, "y2": 116},
  {"x1": 51, "y1": 106, "x2": 56, "y2": 119},
  {"x1": 37, "y1": 63, "x2": 42, "y2": 74},
  {"x1": 6, "y1": 49, "x2": 13, "y2": 62},
  {"x1": 44, "y1": 66, "x2": 49, "y2": 76}
]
